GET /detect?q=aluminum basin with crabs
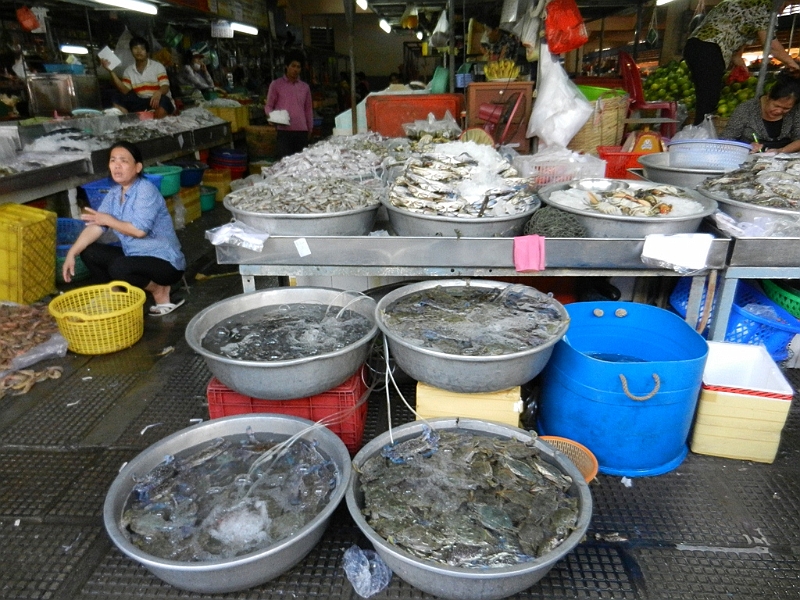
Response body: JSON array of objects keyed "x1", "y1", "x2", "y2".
[
  {"x1": 538, "y1": 179, "x2": 717, "y2": 238},
  {"x1": 104, "y1": 414, "x2": 352, "y2": 594},
  {"x1": 185, "y1": 287, "x2": 377, "y2": 399},
  {"x1": 375, "y1": 279, "x2": 569, "y2": 393},
  {"x1": 346, "y1": 418, "x2": 592, "y2": 600}
]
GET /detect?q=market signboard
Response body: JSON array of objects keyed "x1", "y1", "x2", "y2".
[{"x1": 164, "y1": 1, "x2": 268, "y2": 28}]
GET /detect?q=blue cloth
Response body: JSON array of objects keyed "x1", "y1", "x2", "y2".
[{"x1": 97, "y1": 177, "x2": 186, "y2": 271}]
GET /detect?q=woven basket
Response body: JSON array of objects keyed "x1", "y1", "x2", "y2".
[
  {"x1": 568, "y1": 89, "x2": 629, "y2": 155},
  {"x1": 48, "y1": 281, "x2": 146, "y2": 355}
]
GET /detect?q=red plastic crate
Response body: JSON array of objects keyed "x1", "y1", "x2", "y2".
[
  {"x1": 206, "y1": 366, "x2": 369, "y2": 454},
  {"x1": 597, "y1": 146, "x2": 649, "y2": 179}
]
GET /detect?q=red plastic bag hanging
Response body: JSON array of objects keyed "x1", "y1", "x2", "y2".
[
  {"x1": 544, "y1": 0, "x2": 588, "y2": 55},
  {"x1": 16, "y1": 6, "x2": 40, "y2": 32}
]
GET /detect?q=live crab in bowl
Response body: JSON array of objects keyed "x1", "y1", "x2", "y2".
[{"x1": 375, "y1": 279, "x2": 570, "y2": 393}]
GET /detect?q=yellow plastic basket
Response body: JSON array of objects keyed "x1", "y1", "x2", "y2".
[
  {"x1": 540, "y1": 435, "x2": 599, "y2": 483},
  {"x1": 48, "y1": 281, "x2": 146, "y2": 355}
]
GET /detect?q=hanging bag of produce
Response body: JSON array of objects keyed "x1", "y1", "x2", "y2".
[
  {"x1": 514, "y1": 0, "x2": 550, "y2": 62},
  {"x1": 544, "y1": 0, "x2": 588, "y2": 55},
  {"x1": 646, "y1": 9, "x2": 659, "y2": 48},
  {"x1": 16, "y1": 6, "x2": 40, "y2": 32},
  {"x1": 689, "y1": 0, "x2": 706, "y2": 33}
]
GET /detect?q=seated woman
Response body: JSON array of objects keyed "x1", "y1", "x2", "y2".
[
  {"x1": 181, "y1": 48, "x2": 215, "y2": 93},
  {"x1": 722, "y1": 74, "x2": 800, "y2": 152},
  {"x1": 62, "y1": 141, "x2": 187, "y2": 316}
]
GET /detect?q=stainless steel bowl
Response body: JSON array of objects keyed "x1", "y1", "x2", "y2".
[
  {"x1": 346, "y1": 418, "x2": 592, "y2": 600},
  {"x1": 637, "y1": 153, "x2": 729, "y2": 188},
  {"x1": 697, "y1": 187, "x2": 800, "y2": 223},
  {"x1": 375, "y1": 279, "x2": 569, "y2": 393},
  {"x1": 104, "y1": 414, "x2": 352, "y2": 594},
  {"x1": 538, "y1": 180, "x2": 717, "y2": 238},
  {"x1": 223, "y1": 198, "x2": 380, "y2": 236},
  {"x1": 381, "y1": 196, "x2": 540, "y2": 238},
  {"x1": 569, "y1": 178, "x2": 629, "y2": 192},
  {"x1": 185, "y1": 287, "x2": 377, "y2": 399}
]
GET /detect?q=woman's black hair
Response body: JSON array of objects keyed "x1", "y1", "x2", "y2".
[
  {"x1": 768, "y1": 73, "x2": 800, "y2": 101},
  {"x1": 129, "y1": 36, "x2": 150, "y2": 53},
  {"x1": 110, "y1": 141, "x2": 144, "y2": 172}
]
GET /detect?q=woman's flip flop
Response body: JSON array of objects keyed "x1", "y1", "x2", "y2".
[{"x1": 149, "y1": 298, "x2": 185, "y2": 316}]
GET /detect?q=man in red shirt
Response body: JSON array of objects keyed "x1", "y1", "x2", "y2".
[
  {"x1": 266, "y1": 50, "x2": 313, "y2": 158},
  {"x1": 102, "y1": 36, "x2": 175, "y2": 119}
]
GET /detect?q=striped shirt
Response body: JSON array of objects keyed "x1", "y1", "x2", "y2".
[{"x1": 122, "y1": 59, "x2": 172, "y2": 100}]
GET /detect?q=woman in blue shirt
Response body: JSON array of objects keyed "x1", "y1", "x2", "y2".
[{"x1": 62, "y1": 141, "x2": 187, "y2": 316}]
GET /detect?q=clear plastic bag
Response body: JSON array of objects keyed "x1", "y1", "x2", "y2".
[
  {"x1": 402, "y1": 110, "x2": 461, "y2": 140},
  {"x1": 343, "y1": 545, "x2": 392, "y2": 598},
  {"x1": 527, "y1": 44, "x2": 593, "y2": 148},
  {"x1": 0, "y1": 333, "x2": 68, "y2": 380},
  {"x1": 205, "y1": 222, "x2": 271, "y2": 252}
]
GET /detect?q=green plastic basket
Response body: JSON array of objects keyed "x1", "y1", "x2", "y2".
[{"x1": 761, "y1": 279, "x2": 800, "y2": 319}]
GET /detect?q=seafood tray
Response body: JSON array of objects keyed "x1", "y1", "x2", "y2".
[{"x1": 0, "y1": 156, "x2": 89, "y2": 196}]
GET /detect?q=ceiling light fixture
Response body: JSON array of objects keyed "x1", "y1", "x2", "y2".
[
  {"x1": 93, "y1": 0, "x2": 157, "y2": 15},
  {"x1": 379, "y1": 19, "x2": 391, "y2": 33},
  {"x1": 231, "y1": 22, "x2": 258, "y2": 35},
  {"x1": 655, "y1": 0, "x2": 675, "y2": 5},
  {"x1": 416, "y1": 30, "x2": 423, "y2": 40},
  {"x1": 356, "y1": 0, "x2": 368, "y2": 10},
  {"x1": 60, "y1": 44, "x2": 89, "y2": 55}
]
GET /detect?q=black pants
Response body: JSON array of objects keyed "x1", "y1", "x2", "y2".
[
  {"x1": 111, "y1": 90, "x2": 175, "y2": 115},
  {"x1": 81, "y1": 243, "x2": 184, "y2": 290},
  {"x1": 683, "y1": 37, "x2": 726, "y2": 125},
  {"x1": 276, "y1": 130, "x2": 309, "y2": 159}
]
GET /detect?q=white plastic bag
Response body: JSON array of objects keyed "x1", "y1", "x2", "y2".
[
  {"x1": 114, "y1": 27, "x2": 135, "y2": 74},
  {"x1": 526, "y1": 44, "x2": 593, "y2": 148},
  {"x1": 430, "y1": 11, "x2": 449, "y2": 48}
]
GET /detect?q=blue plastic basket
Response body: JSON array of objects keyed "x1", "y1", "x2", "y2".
[
  {"x1": 56, "y1": 218, "x2": 90, "y2": 283},
  {"x1": 81, "y1": 174, "x2": 163, "y2": 209},
  {"x1": 726, "y1": 281, "x2": 800, "y2": 361},
  {"x1": 671, "y1": 277, "x2": 800, "y2": 360}
]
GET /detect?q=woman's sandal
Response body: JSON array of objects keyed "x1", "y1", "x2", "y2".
[{"x1": 149, "y1": 298, "x2": 185, "y2": 316}]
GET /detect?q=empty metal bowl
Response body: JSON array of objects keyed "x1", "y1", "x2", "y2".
[
  {"x1": 569, "y1": 178, "x2": 629, "y2": 192},
  {"x1": 346, "y1": 418, "x2": 592, "y2": 600},
  {"x1": 185, "y1": 287, "x2": 377, "y2": 399},
  {"x1": 375, "y1": 279, "x2": 569, "y2": 393},
  {"x1": 104, "y1": 414, "x2": 352, "y2": 593}
]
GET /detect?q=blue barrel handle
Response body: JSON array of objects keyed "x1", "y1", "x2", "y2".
[{"x1": 619, "y1": 373, "x2": 661, "y2": 401}]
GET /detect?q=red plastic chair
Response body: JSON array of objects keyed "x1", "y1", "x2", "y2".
[{"x1": 618, "y1": 51, "x2": 678, "y2": 138}]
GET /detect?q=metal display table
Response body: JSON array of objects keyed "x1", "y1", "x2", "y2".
[
  {"x1": 216, "y1": 233, "x2": 731, "y2": 327},
  {"x1": 0, "y1": 123, "x2": 231, "y2": 205}
]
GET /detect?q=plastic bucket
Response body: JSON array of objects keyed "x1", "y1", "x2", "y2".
[
  {"x1": 200, "y1": 186, "x2": 216, "y2": 211},
  {"x1": 143, "y1": 166, "x2": 182, "y2": 197},
  {"x1": 538, "y1": 301, "x2": 708, "y2": 477}
]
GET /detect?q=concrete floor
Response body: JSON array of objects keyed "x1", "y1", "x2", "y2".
[{"x1": 1, "y1": 201, "x2": 799, "y2": 600}]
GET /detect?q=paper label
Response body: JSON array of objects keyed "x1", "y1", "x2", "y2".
[{"x1": 294, "y1": 238, "x2": 311, "y2": 257}]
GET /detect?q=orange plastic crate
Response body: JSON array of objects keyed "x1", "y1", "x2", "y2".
[
  {"x1": 206, "y1": 366, "x2": 369, "y2": 454},
  {"x1": 597, "y1": 146, "x2": 649, "y2": 179}
]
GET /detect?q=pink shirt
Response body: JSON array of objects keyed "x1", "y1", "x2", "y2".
[{"x1": 266, "y1": 76, "x2": 313, "y2": 132}]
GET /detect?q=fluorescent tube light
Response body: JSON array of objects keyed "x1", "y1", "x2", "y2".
[
  {"x1": 356, "y1": 0, "x2": 368, "y2": 10},
  {"x1": 231, "y1": 22, "x2": 258, "y2": 35},
  {"x1": 655, "y1": 0, "x2": 675, "y2": 5},
  {"x1": 60, "y1": 45, "x2": 89, "y2": 55},
  {"x1": 93, "y1": 0, "x2": 157, "y2": 15},
  {"x1": 379, "y1": 19, "x2": 391, "y2": 33}
]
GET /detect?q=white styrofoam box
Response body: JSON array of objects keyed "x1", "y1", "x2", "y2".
[{"x1": 703, "y1": 341, "x2": 793, "y2": 397}]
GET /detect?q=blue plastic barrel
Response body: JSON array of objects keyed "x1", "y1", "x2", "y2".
[{"x1": 538, "y1": 301, "x2": 708, "y2": 477}]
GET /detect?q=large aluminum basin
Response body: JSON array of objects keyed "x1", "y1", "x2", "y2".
[
  {"x1": 346, "y1": 418, "x2": 592, "y2": 600},
  {"x1": 376, "y1": 279, "x2": 569, "y2": 393},
  {"x1": 539, "y1": 180, "x2": 717, "y2": 238},
  {"x1": 186, "y1": 287, "x2": 377, "y2": 399},
  {"x1": 104, "y1": 414, "x2": 352, "y2": 593},
  {"x1": 381, "y1": 195, "x2": 540, "y2": 237},
  {"x1": 637, "y1": 152, "x2": 728, "y2": 189}
]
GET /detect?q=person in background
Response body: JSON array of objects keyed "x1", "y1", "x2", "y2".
[
  {"x1": 62, "y1": 141, "x2": 187, "y2": 316},
  {"x1": 338, "y1": 71, "x2": 351, "y2": 111},
  {"x1": 480, "y1": 18, "x2": 519, "y2": 62},
  {"x1": 683, "y1": 0, "x2": 799, "y2": 126},
  {"x1": 355, "y1": 71, "x2": 370, "y2": 102},
  {"x1": 102, "y1": 36, "x2": 175, "y2": 119},
  {"x1": 266, "y1": 50, "x2": 313, "y2": 159},
  {"x1": 181, "y1": 48, "x2": 215, "y2": 93},
  {"x1": 722, "y1": 73, "x2": 800, "y2": 152}
]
